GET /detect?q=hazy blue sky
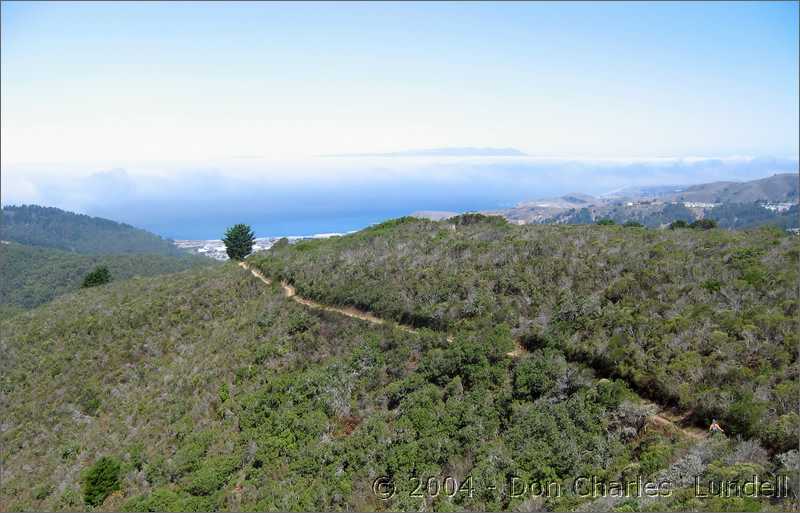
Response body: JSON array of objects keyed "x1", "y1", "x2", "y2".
[
  {"x1": 2, "y1": 1, "x2": 798, "y2": 166},
  {"x1": 2, "y1": 2, "x2": 798, "y2": 238}
]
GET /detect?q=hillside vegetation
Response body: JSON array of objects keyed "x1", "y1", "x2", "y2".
[
  {"x1": 708, "y1": 203, "x2": 799, "y2": 230},
  {"x1": 1, "y1": 205, "x2": 183, "y2": 255},
  {"x1": 0, "y1": 242, "x2": 215, "y2": 319},
  {"x1": 553, "y1": 202, "x2": 799, "y2": 230},
  {"x1": 0, "y1": 265, "x2": 654, "y2": 511},
  {"x1": 252, "y1": 216, "x2": 799, "y2": 452},
  {"x1": 1, "y1": 221, "x2": 797, "y2": 511}
]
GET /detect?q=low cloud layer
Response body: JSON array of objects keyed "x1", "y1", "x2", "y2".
[{"x1": 2, "y1": 156, "x2": 797, "y2": 239}]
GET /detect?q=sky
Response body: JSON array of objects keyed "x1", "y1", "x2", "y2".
[
  {"x1": 1, "y1": 2, "x2": 798, "y2": 238},
  {"x1": 2, "y1": 1, "x2": 798, "y2": 165}
]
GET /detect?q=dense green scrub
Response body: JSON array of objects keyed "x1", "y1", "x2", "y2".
[
  {"x1": 0, "y1": 242, "x2": 215, "y2": 319},
  {"x1": 0, "y1": 265, "x2": 645, "y2": 511},
  {"x1": 1, "y1": 230, "x2": 797, "y2": 511},
  {"x1": 251, "y1": 216, "x2": 799, "y2": 453}
]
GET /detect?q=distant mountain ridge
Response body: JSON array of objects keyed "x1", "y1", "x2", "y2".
[
  {"x1": 658, "y1": 172, "x2": 798, "y2": 203},
  {"x1": 1, "y1": 205, "x2": 185, "y2": 255},
  {"x1": 473, "y1": 173, "x2": 799, "y2": 228},
  {"x1": 323, "y1": 146, "x2": 527, "y2": 157}
]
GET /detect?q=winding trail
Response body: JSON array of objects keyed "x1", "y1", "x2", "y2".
[
  {"x1": 239, "y1": 260, "x2": 706, "y2": 441},
  {"x1": 239, "y1": 261, "x2": 416, "y2": 333}
]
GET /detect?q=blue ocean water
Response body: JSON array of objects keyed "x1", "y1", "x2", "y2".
[
  {"x1": 11, "y1": 156, "x2": 796, "y2": 240},
  {"x1": 104, "y1": 190, "x2": 512, "y2": 240}
]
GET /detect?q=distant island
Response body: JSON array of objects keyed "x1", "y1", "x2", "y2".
[{"x1": 322, "y1": 146, "x2": 528, "y2": 157}]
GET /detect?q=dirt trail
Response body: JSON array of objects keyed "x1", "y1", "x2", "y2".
[
  {"x1": 240, "y1": 260, "x2": 706, "y2": 442},
  {"x1": 651, "y1": 408, "x2": 706, "y2": 440},
  {"x1": 239, "y1": 261, "x2": 415, "y2": 332},
  {"x1": 506, "y1": 338, "x2": 528, "y2": 358}
]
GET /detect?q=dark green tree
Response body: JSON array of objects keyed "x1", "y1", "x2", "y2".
[
  {"x1": 82, "y1": 456, "x2": 121, "y2": 506},
  {"x1": 271, "y1": 237, "x2": 290, "y2": 250},
  {"x1": 222, "y1": 224, "x2": 255, "y2": 260},
  {"x1": 596, "y1": 218, "x2": 615, "y2": 225},
  {"x1": 690, "y1": 218, "x2": 717, "y2": 230},
  {"x1": 668, "y1": 220, "x2": 689, "y2": 229},
  {"x1": 623, "y1": 220, "x2": 644, "y2": 228},
  {"x1": 81, "y1": 266, "x2": 111, "y2": 288}
]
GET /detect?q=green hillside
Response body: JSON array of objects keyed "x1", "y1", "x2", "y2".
[
  {"x1": 1, "y1": 205, "x2": 183, "y2": 255},
  {"x1": 251, "y1": 216, "x2": 799, "y2": 452},
  {"x1": 3, "y1": 263, "x2": 794, "y2": 512},
  {"x1": 708, "y1": 202, "x2": 799, "y2": 230},
  {"x1": 2, "y1": 221, "x2": 798, "y2": 511},
  {"x1": 0, "y1": 242, "x2": 216, "y2": 319},
  {"x1": 555, "y1": 202, "x2": 799, "y2": 230}
]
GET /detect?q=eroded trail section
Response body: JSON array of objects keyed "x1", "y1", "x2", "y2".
[
  {"x1": 651, "y1": 408, "x2": 706, "y2": 440},
  {"x1": 240, "y1": 260, "x2": 705, "y2": 441}
]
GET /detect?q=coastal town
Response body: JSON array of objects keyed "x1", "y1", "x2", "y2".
[{"x1": 174, "y1": 232, "x2": 351, "y2": 260}]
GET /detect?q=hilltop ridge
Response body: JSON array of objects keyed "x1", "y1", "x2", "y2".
[{"x1": 0, "y1": 205, "x2": 185, "y2": 256}]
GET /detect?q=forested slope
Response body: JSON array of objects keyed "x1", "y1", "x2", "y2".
[
  {"x1": 0, "y1": 205, "x2": 183, "y2": 255},
  {"x1": 0, "y1": 242, "x2": 215, "y2": 319},
  {"x1": 251, "y1": 216, "x2": 799, "y2": 452}
]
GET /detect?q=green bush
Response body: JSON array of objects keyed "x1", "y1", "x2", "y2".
[
  {"x1": 81, "y1": 265, "x2": 111, "y2": 288},
  {"x1": 78, "y1": 386, "x2": 102, "y2": 416},
  {"x1": 173, "y1": 431, "x2": 214, "y2": 476},
  {"x1": 726, "y1": 392, "x2": 767, "y2": 438},
  {"x1": 82, "y1": 456, "x2": 121, "y2": 507},
  {"x1": 32, "y1": 484, "x2": 52, "y2": 500},
  {"x1": 762, "y1": 413, "x2": 800, "y2": 453},
  {"x1": 638, "y1": 441, "x2": 673, "y2": 476},
  {"x1": 513, "y1": 350, "x2": 567, "y2": 400},
  {"x1": 122, "y1": 487, "x2": 215, "y2": 512},
  {"x1": 182, "y1": 455, "x2": 240, "y2": 495},
  {"x1": 451, "y1": 213, "x2": 509, "y2": 227},
  {"x1": 690, "y1": 218, "x2": 717, "y2": 230}
]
